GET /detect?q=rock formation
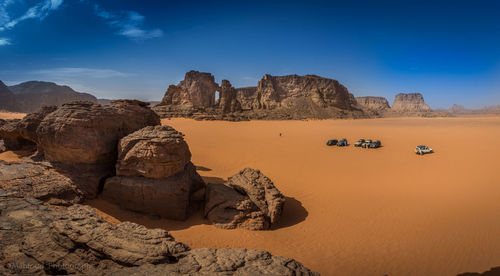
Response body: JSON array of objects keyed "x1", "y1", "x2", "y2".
[
  {"x1": 157, "y1": 71, "x2": 219, "y2": 109},
  {"x1": 391, "y1": 93, "x2": 431, "y2": 112},
  {"x1": 205, "y1": 168, "x2": 285, "y2": 230},
  {"x1": 0, "y1": 160, "x2": 83, "y2": 205},
  {"x1": 356, "y1": 96, "x2": 390, "y2": 111},
  {"x1": 218, "y1": 80, "x2": 242, "y2": 113},
  {"x1": 103, "y1": 125, "x2": 205, "y2": 221},
  {"x1": 8, "y1": 81, "x2": 98, "y2": 113},
  {"x1": 457, "y1": 266, "x2": 500, "y2": 276},
  {"x1": 0, "y1": 105, "x2": 57, "y2": 151},
  {"x1": 154, "y1": 71, "x2": 364, "y2": 120},
  {"x1": 0, "y1": 174, "x2": 317, "y2": 275},
  {"x1": 236, "y1": 86, "x2": 257, "y2": 110},
  {"x1": 0, "y1": 80, "x2": 17, "y2": 111}
]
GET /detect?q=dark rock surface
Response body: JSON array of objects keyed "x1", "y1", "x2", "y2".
[
  {"x1": 8, "y1": 81, "x2": 98, "y2": 113},
  {"x1": 205, "y1": 168, "x2": 285, "y2": 230},
  {"x1": 103, "y1": 162, "x2": 205, "y2": 221},
  {"x1": 0, "y1": 187, "x2": 318, "y2": 275},
  {"x1": 457, "y1": 266, "x2": 500, "y2": 276},
  {"x1": 0, "y1": 160, "x2": 83, "y2": 205}
]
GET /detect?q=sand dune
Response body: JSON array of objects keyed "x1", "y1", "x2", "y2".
[
  {"x1": 2, "y1": 110, "x2": 500, "y2": 275},
  {"x1": 88, "y1": 116, "x2": 500, "y2": 276}
]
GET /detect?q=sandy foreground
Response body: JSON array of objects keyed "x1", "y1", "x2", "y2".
[{"x1": 2, "y1": 112, "x2": 500, "y2": 275}]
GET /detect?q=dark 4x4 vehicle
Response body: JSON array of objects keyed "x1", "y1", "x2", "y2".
[
  {"x1": 369, "y1": 140, "x2": 381, "y2": 148},
  {"x1": 337, "y1": 139, "x2": 348, "y2": 147},
  {"x1": 326, "y1": 139, "x2": 338, "y2": 146}
]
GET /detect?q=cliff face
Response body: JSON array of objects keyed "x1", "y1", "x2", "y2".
[
  {"x1": 356, "y1": 96, "x2": 390, "y2": 111},
  {"x1": 253, "y1": 74, "x2": 356, "y2": 111},
  {"x1": 9, "y1": 81, "x2": 97, "y2": 113},
  {"x1": 155, "y1": 71, "x2": 364, "y2": 120},
  {"x1": 158, "y1": 70, "x2": 219, "y2": 109},
  {"x1": 391, "y1": 93, "x2": 431, "y2": 112},
  {"x1": 0, "y1": 81, "x2": 17, "y2": 111}
]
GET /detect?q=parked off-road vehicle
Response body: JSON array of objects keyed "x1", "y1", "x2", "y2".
[
  {"x1": 369, "y1": 140, "x2": 381, "y2": 148},
  {"x1": 337, "y1": 139, "x2": 348, "y2": 147},
  {"x1": 354, "y1": 139, "x2": 365, "y2": 147},
  {"x1": 326, "y1": 139, "x2": 338, "y2": 146},
  {"x1": 415, "y1": 145, "x2": 433, "y2": 155},
  {"x1": 361, "y1": 139, "x2": 372, "y2": 148}
]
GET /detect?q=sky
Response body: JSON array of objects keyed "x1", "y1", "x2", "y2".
[{"x1": 0, "y1": 0, "x2": 499, "y2": 108}]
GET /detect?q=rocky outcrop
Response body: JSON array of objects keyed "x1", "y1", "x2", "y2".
[
  {"x1": 8, "y1": 81, "x2": 98, "y2": 113},
  {"x1": 218, "y1": 80, "x2": 242, "y2": 113},
  {"x1": 103, "y1": 125, "x2": 205, "y2": 221},
  {"x1": 391, "y1": 93, "x2": 431, "y2": 112},
  {"x1": 0, "y1": 80, "x2": 17, "y2": 112},
  {"x1": 356, "y1": 96, "x2": 390, "y2": 111},
  {"x1": 35, "y1": 100, "x2": 160, "y2": 197},
  {"x1": 0, "y1": 160, "x2": 83, "y2": 205},
  {"x1": 253, "y1": 74, "x2": 356, "y2": 111},
  {"x1": 204, "y1": 168, "x2": 285, "y2": 230},
  {"x1": 0, "y1": 105, "x2": 56, "y2": 151},
  {"x1": 236, "y1": 86, "x2": 257, "y2": 110},
  {"x1": 154, "y1": 71, "x2": 364, "y2": 120},
  {"x1": 157, "y1": 71, "x2": 219, "y2": 109},
  {"x1": 0, "y1": 189, "x2": 318, "y2": 275}
]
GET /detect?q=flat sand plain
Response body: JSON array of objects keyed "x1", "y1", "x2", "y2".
[{"x1": 2, "y1": 112, "x2": 500, "y2": 275}]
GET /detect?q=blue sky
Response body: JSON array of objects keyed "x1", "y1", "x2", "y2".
[{"x1": 0, "y1": 0, "x2": 499, "y2": 108}]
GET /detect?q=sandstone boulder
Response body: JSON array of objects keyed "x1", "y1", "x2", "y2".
[
  {"x1": 37, "y1": 100, "x2": 160, "y2": 165},
  {"x1": 227, "y1": 168, "x2": 285, "y2": 224},
  {"x1": 103, "y1": 162, "x2": 205, "y2": 221},
  {"x1": 356, "y1": 96, "x2": 390, "y2": 111},
  {"x1": 116, "y1": 125, "x2": 191, "y2": 179},
  {"x1": 391, "y1": 93, "x2": 431, "y2": 112},
  {"x1": 205, "y1": 168, "x2": 285, "y2": 230},
  {"x1": 34, "y1": 100, "x2": 160, "y2": 197},
  {"x1": 204, "y1": 183, "x2": 268, "y2": 230}
]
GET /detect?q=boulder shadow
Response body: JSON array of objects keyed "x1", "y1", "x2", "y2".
[
  {"x1": 202, "y1": 176, "x2": 225, "y2": 184},
  {"x1": 271, "y1": 196, "x2": 308, "y2": 230},
  {"x1": 86, "y1": 197, "x2": 212, "y2": 232},
  {"x1": 196, "y1": 165, "x2": 212, "y2": 172}
]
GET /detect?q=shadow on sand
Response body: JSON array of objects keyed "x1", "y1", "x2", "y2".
[{"x1": 272, "y1": 196, "x2": 308, "y2": 230}]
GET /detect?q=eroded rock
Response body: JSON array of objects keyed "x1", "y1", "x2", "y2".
[
  {"x1": 205, "y1": 168, "x2": 285, "y2": 230},
  {"x1": 116, "y1": 125, "x2": 191, "y2": 179},
  {"x1": 103, "y1": 162, "x2": 205, "y2": 221},
  {"x1": 356, "y1": 96, "x2": 390, "y2": 112},
  {"x1": 391, "y1": 93, "x2": 431, "y2": 112}
]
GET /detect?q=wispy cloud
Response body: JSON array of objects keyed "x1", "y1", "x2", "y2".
[
  {"x1": 0, "y1": 0, "x2": 63, "y2": 32},
  {"x1": 31, "y1": 67, "x2": 134, "y2": 79},
  {"x1": 0, "y1": 37, "x2": 10, "y2": 45},
  {"x1": 93, "y1": 4, "x2": 163, "y2": 40}
]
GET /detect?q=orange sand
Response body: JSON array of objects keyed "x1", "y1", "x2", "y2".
[
  {"x1": 0, "y1": 111, "x2": 26, "y2": 120},
  {"x1": 2, "y1": 110, "x2": 500, "y2": 275},
  {"x1": 87, "y1": 116, "x2": 500, "y2": 276}
]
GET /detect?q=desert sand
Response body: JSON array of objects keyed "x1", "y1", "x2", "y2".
[
  {"x1": 0, "y1": 111, "x2": 26, "y2": 120},
  {"x1": 88, "y1": 116, "x2": 500, "y2": 276},
  {"x1": 2, "y1": 112, "x2": 500, "y2": 275}
]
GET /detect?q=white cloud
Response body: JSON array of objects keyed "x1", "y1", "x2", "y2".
[
  {"x1": 94, "y1": 4, "x2": 163, "y2": 40},
  {"x1": 0, "y1": 0, "x2": 64, "y2": 32},
  {"x1": 0, "y1": 37, "x2": 10, "y2": 45},
  {"x1": 31, "y1": 67, "x2": 134, "y2": 79}
]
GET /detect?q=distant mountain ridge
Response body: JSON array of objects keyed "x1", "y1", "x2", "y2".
[
  {"x1": 5, "y1": 81, "x2": 97, "y2": 113},
  {"x1": 0, "y1": 81, "x2": 17, "y2": 111}
]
